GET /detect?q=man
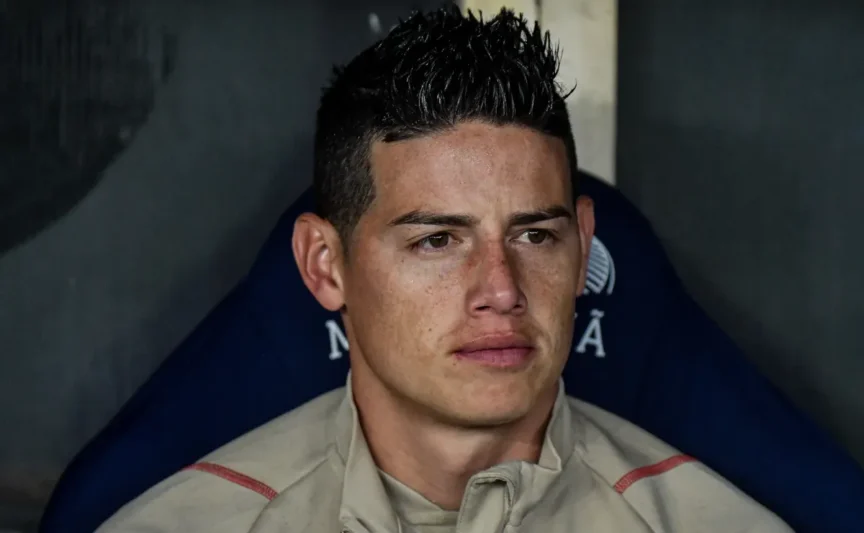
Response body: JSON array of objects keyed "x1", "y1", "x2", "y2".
[{"x1": 97, "y1": 6, "x2": 792, "y2": 532}]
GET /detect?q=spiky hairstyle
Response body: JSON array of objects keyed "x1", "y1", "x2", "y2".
[{"x1": 314, "y1": 5, "x2": 577, "y2": 246}]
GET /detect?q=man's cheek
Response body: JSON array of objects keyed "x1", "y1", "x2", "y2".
[{"x1": 527, "y1": 272, "x2": 574, "y2": 305}]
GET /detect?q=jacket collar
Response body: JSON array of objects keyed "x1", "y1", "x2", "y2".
[{"x1": 331, "y1": 373, "x2": 580, "y2": 532}]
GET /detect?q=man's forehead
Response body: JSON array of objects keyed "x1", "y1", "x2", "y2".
[{"x1": 367, "y1": 122, "x2": 571, "y2": 211}]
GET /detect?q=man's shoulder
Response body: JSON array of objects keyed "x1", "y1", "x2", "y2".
[
  {"x1": 198, "y1": 386, "x2": 348, "y2": 492},
  {"x1": 566, "y1": 395, "x2": 688, "y2": 476},
  {"x1": 97, "y1": 387, "x2": 348, "y2": 532},
  {"x1": 564, "y1": 395, "x2": 792, "y2": 532}
]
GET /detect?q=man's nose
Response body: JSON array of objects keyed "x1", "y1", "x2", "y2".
[{"x1": 466, "y1": 244, "x2": 526, "y2": 316}]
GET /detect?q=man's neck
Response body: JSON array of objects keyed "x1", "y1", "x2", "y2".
[{"x1": 351, "y1": 372, "x2": 558, "y2": 510}]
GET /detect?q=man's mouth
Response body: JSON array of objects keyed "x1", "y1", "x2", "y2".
[{"x1": 453, "y1": 334, "x2": 535, "y2": 368}]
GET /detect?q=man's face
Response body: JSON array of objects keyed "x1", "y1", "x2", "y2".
[{"x1": 339, "y1": 122, "x2": 594, "y2": 427}]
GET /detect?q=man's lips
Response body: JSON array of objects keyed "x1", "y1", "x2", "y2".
[{"x1": 453, "y1": 334, "x2": 535, "y2": 367}]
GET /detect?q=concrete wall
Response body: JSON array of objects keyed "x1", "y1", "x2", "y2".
[{"x1": 616, "y1": 0, "x2": 864, "y2": 463}]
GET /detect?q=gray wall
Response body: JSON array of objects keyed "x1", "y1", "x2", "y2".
[
  {"x1": 0, "y1": 0, "x2": 430, "y2": 528},
  {"x1": 617, "y1": 0, "x2": 864, "y2": 463}
]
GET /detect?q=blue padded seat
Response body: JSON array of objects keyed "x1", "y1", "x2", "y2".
[{"x1": 40, "y1": 172, "x2": 864, "y2": 533}]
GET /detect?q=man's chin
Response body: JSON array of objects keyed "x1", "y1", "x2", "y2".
[
  {"x1": 431, "y1": 398, "x2": 535, "y2": 429},
  {"x1": 429, "y1": 377, "x2": 559, "y2": 429}
]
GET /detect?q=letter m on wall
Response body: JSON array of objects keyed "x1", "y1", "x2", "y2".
[{"x1": 325, "y1": 319, "x2": 349, "y2": 360}]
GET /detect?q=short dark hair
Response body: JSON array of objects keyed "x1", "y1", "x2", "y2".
[{"x1": 313, "y1": 4, "x2": 577, "y2": 247}]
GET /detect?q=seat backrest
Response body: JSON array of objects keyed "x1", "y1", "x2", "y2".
[{"x1": 40, "y1": 172, "x2": 864, "y2": 533}]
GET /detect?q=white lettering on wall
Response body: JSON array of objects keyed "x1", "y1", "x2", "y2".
[
  {"x1": 325, "y1": 319, "x2": 349, "y2": 360},
  {"x1": 327, "y1": 308, "x2": 608, "y2": 361},
  {"x1": 574, "y1": 309, "x2": 606, "y2": 358}
]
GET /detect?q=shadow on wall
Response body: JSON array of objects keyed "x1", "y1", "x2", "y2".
[
  {"x1": 0, "y1": 0, "x2": 178, "y2": 256},
  {"x1": 616, "y1": 0, "x2": 864, "y2": 466},
  {"x1": 0, "y1": 0, "x2": 428, "y2": 528},
  {"x1": 620, "y1": 118, "x2": 864, "y2": 467}
]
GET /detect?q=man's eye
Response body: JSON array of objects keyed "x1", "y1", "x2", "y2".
[
  {"x1": 415, "y1": 233, "x2": 452, "y2": 250},
  {"x1": 517, "y1": 229, "x2": 553, "y2": 245}
]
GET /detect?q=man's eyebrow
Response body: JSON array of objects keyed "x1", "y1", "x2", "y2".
[
  {"x1": 509, "y1": 205, "x2": 573, "y2": 226},
  {"x1": 388, "y1": 211, "x2": 478, "y2": 227},
  {"x1": 387, "y1": 205, "x2": 573, "y2": 228}
]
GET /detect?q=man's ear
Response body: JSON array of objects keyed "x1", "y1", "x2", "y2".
[
  {"x1": 292, "y1": 213, "x2": 346, "y2": 312},
  {"x1": 574, "y1": 195, "x2": 596, "y2": 295}
]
